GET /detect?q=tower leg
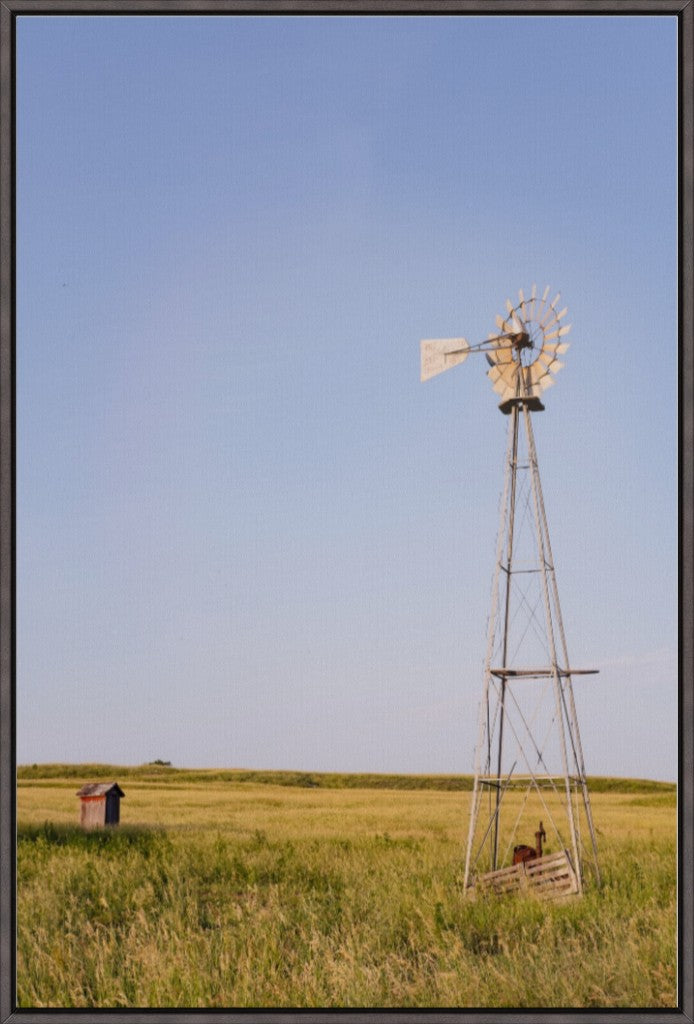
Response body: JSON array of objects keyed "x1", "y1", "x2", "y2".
[
  {"x1": 463, "y1": 409, "x2": 516, "y2": 890},
  {"x1": 493, "y1": 402, "x2": 520, "y2": 870},
  {"x1": 523, "y1": 407, "x2": 600, "y2": 885},
  {"x1": 522, "y1": 403, "x2": 582, "y2": 890}
]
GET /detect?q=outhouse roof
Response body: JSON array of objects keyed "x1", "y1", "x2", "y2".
[{"x1": 76, "y1": 782, "x2": 125, "y2": 798}]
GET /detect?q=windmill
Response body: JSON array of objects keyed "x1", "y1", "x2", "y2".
[{"x1": 421, "y1": 286, "x2": 600, "y2": 899}]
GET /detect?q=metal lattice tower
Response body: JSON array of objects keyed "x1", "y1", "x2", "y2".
[{"x1": 421, "y1": 286, "x2": 600, "y2": 897}]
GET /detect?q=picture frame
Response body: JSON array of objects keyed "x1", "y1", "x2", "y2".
[{"x1": 1, "y1": 2, "x2": 691, "y2": 1021}]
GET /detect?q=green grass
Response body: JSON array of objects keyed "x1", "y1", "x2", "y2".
[
  {"x1": 16, "y1": 769, "x2": 677, "y2": 1009},
  {"x1": 17, "y1": 761, "x2": 676, "y2": 793}
]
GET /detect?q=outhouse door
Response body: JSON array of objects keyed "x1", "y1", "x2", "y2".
[{"x1": 105, "y1": 790, "x2": 120, "y2": 825}]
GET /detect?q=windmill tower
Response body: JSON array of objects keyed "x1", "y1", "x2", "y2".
[{"x1": 421, "y1": 286, "x2": 600, "y2": 898}]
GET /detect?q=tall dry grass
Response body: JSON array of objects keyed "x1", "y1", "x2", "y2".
[{"x1": 16, "y1": 773, "x2": 676, "y2": 1008}]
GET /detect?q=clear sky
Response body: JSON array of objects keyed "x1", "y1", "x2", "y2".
[{"x1": 16, "y1": 15, "x2": 678, "y2": 780}]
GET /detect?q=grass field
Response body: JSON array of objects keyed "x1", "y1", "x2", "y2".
[{"x1": 17, "y1": 765, "x2": 677, "y2": 1009}]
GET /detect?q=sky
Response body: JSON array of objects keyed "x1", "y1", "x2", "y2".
[{"x1": 16, "y1": 15, "x2": 678, "y2": 781}]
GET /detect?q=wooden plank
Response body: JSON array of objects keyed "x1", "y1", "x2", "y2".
[
  {"x1": 528, "y1": 871, "x2": 575, "y2": 887},
  {"x1": 527, "y1": 870, "x2": 574, "y2": 886},
  {"x1": 530, "y1": 876, "x2": 576, "y2": 892},
  {"x1": 526, "y1": 859, "x2": 575, "y2": 878},
  {"x1": 478, "y1": 862, "x2": 523, "y2": 881},
  {"x1": 525, "y1": 851, "x2": 569, "y2": 866}
]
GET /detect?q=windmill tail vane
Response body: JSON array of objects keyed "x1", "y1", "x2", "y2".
[{"x1": 421, "y1": 287, "x2": 600, "y2": 900}]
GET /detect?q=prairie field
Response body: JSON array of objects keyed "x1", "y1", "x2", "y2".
[{"x1": 16, "y1": 766, "x2": 677, "y2": 1009}]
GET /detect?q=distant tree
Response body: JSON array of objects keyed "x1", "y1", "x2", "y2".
[{"x1": 148, "y1": 759, "x2": 172, "y2": 767}]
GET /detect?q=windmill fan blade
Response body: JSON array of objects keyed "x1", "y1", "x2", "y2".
[
  {"x1": 539, "y1": 306, "x2": 558, "y2": 329},
  {"x1": 420, "y1": 338, "x2": 470, "y2": 381},
  {"x1": 542, "y1": 309, "x2": 569, "y2": 334},
  {"x1": 544, "y1": 324, "x2": 572, "y2": 341},
  {"x1": 492, "y1": 377, "x2": 515, "y2": 397},
  {"x1": 487, "y1": 331, "x2": 519, "y2": 364},
  {"x1": 488, "y1": 340, "x2": 515, "y2": 364},
  {"x1": 534, "y1": 287, "x2": 552, "y2": 324},
  {"x1": 535, "y1": 295, "x2": 548, "y2": 323},
  {"x1": 543, "y1": 341, "x2": 571, "y2": 354},
  {"x1": 543, "y1": 297, "x2": 563, "y2": 327},
  {"x1": 529, "y1": 362, "x2": 555, "y2": 385},
  {"x1": 495, "y1": 314, "x2": 507, "y2": 331},
  {"x1": 489, "y1": 358, "x2": 514, "y2": 381},
  {"x1": 537, "y1": 358, "x2": 562, "y2": 377},
  {"x1": 489, "y1": 362, "x2": 517, "y2": 387},
  {"x1": 528, "y1": 283, "x2": 537, "y2": 322}
]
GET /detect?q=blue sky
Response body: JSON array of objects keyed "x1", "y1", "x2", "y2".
[{"x1": 16, "y1": 15, "x2": 678, "y2": 780}]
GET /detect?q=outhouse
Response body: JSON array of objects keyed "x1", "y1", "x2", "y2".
[{"x1": 76, "y1": 782, "x2": 125, "y2": 828}]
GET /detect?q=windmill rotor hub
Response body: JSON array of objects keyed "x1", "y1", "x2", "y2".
[{"x1": 510, "y1": 330, "x2": 536, "y2": 368}]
